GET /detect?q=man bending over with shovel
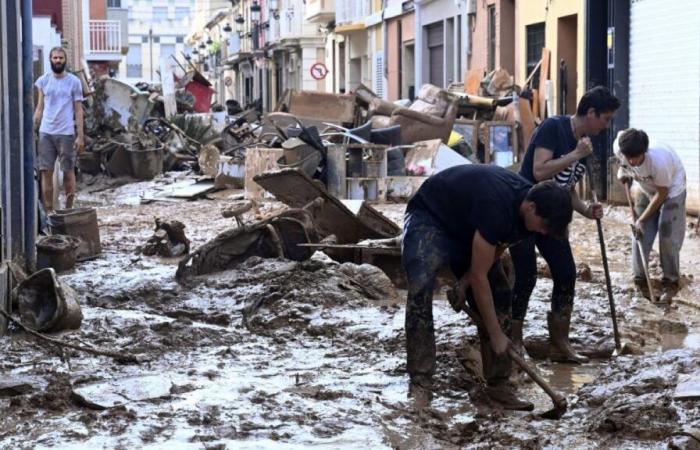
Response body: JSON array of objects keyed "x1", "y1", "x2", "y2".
[
  {"x1": 615, "y1": 128, "x2": 686, "y2": 303},
  {"x1": 402, "y1": 165, "x2": 572, "y2": 409}
]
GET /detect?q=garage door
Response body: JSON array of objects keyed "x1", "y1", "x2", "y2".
[{"x1": 629, "y1": 0, "x2": 700, "y2": 210}]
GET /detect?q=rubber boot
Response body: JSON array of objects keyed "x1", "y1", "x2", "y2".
[
  {"x1": 408, "y1": 374, "x2": 433, "y2": 406},
  {"x1": 478, "y1": 324, "x2": 533, "y2": 411},
  {"x1": 547, "y1": 311, "x2": 589, "y2": 364},
  {"x1": 510, "y1": 319, "x2": 525, "y2": 356}
]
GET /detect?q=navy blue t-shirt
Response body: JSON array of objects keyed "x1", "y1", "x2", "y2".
[
  {"x1": 519, "y1": 115, "x2": 586, "y2": 187},
  {"x1": 407, "y1": 165, "x2": 531, "y2": 248}
]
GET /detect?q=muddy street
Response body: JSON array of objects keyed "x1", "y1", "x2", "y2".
[{"x1": 1, "y1": 177, "x2": 699, "y2": 449}]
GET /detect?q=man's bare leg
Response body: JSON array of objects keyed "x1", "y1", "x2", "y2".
[
  {"x1": 41, "y1": 170, "x2": 55, "y2": 213},
  {"x1": 64, "y1": 169, "x2": 76, "y2": 209}
]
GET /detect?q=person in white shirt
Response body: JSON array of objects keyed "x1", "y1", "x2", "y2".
[{"x1": 615, "y1": 128, "x2": 686, "y2": 302}]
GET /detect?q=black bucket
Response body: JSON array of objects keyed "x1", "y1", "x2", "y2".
[
  {"x1": 14, "y1": 268, "x2": 82, "y2": 332},
  {"x1": 49, "y1": 208, "x2": 101, "y2": 261},
  {"x1": 36, "y1": 235, "x2": 80, "y2": 272}
]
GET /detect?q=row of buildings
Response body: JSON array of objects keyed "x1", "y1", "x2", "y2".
[{"x1": 191, "y1": 0, "x2": 699, "y2": 212}]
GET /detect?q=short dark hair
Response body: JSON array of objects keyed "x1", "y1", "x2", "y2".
[
  {"x1": 49, "y1": 46, "x2": 67, "y2": 59},
  {"x1": 576, "y1": 86, "x2": 621, "y2": 116},
  {"x1": 525, "y1": 180, "x2": 573, "y2": 239},
  {"x1": 618, "y1": 128, "x2": 649, "y2": 158}
]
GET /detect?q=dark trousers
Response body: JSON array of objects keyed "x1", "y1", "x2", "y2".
[
  {"x1": 402, "y1": 208, "x2": 512, "y2": 379},
  {"x1": 509, "y1": 233, "x2": 576, "y2": 321}
]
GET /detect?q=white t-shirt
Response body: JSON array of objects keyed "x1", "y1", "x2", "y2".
[
  {"x1": 615, "y1": 138, "x2": 686, "y2": 198},
  {"x1": 35, "y1": 72, "x2": 84, "y2": 136}
]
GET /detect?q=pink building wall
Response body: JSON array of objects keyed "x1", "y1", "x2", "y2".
[
  {"x1": 467, "y1": 0, "x2": 514, "y2": 78},
  {"x1": 386, "y1": 12, "x2": 414, "y2": 101}
]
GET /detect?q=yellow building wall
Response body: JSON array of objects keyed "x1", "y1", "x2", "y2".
[{"x1": 515, "y1": 0, "x2": 586, "y2": 115}]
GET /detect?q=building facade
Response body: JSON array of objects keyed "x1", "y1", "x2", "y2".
[{"x1": 124, "y1": 0, "x2": 195, "y2": 82}]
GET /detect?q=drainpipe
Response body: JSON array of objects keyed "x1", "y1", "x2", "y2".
[
  {"x1": 414, "y1": 1, "x2": 423, "y2": 88},
  {"x1": 21, "y1": 0, "x2": 36, "y2": 270}
]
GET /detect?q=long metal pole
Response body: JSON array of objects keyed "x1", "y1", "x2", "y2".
[
  {"x1": 21, "y1": 0, "x2": 36, "y2": 271},
  {"x1": 149, "y1": 28, "x2": 153, "y2": 81}
]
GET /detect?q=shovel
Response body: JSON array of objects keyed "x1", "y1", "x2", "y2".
[
  {"x1": 585, "y1": 159, "x2": 622, "y2": 351},
  {"x1": 623, "y1": 183, "x2": 658, "y2": 302},
  {"x1": 447, "y1": 288, "x2": 568, "y2": 419}
]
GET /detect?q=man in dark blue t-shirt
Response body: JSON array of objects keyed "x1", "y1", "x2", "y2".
[
  {"x1": 510, "y1": 86, "x2": 620, "y2": 363},
  {"x1": 402, "y1": 164, "x2": 573, "y2": 409}
]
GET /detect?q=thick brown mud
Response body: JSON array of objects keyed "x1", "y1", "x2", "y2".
[{"x1": 1, "y1": 175, "x2": 699, "y2": 449}]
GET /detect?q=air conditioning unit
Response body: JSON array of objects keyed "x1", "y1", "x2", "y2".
[{"x1": 466, "y1": 0, "x2": 476, "y2": 15}]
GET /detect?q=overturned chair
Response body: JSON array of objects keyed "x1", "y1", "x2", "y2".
[{"x1": 357, "y1": 84, "x2": 459, "y2": 145}]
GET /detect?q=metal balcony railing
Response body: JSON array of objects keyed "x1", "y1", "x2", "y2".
[{"x1": 89, "y1": 20, "x2": 121, "y2": 53}]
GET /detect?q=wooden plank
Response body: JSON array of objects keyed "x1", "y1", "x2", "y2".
[
  {"x1": 167, "y1": 180, "x2": 216, "y2": 199},
  {"x1": 464, "y1": 68, "x2": 483, "y2": 95},
  {"x1": 518, "y1": 97, "x2": 536, "y2": 155},
  {"x1": 532, "y1": 88, "x2": 540, "y2": 119},
  {"x1": 538, "y1": 48, "x2": 551, "y2": 120},
  {"x1": 244, "y1": 148, "x2": 283, "y2": 200}
]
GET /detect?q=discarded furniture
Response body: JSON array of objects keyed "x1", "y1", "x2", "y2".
[
  {"x1": 371, "y1": 84, "x2": 459, "y2": 145},
  {"x1": 253, "y1": 169, "x2": 399, "y2": 244},
  {"x1": 452, "y1": 119, "x2": 481, "y2": 160},
  {"x1": 101, "y1": 78, "x2": 153, "y2": 130},
  {"x1": 480, "y1": 121, "x2": 519, "y2": 167},
  {"x1": 326, "y1": 144, "x2": 388, "y2": 201},
  {"x1": 278, "y1": 89, "x2": 358, "y2": 128},
  {"x1": 244, "y1": 148, "x2": 283, "y2": 200},
  {"x1": 176, "y1": 201, "x2": 322, "y2": 278}
]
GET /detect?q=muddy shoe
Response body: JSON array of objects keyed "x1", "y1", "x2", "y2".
[
  {"x1": 547, "y1": 312, "x2": 589, "y2": 364},
  {"x1": 485, "y1": 383, "x2": 534, "y2": 411},
  {"x1": 658, "y1": 283, "x2": 678, "y2": 304},
  {"x1": 408, "y1": 375, "x2": 433, "y2": 406}
]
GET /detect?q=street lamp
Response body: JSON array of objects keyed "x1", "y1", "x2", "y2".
[
  {"x1": 235, "y1": 13, "x2": 245, "y2": 36},
  {"x1": 251, "y1": 1, "x2": 261, "y2": 23},
  {"x1": 199, "y1": 41, "x2": 206, "y2": 49},
  {"x1": 223, "y1": 23, "x2": 232, "y2": 33}
]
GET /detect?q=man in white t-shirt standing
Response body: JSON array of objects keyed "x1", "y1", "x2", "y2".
[
  {"x1": 33, "y1": 46, "x2": 85, "y2": 213},
  {"x1": 616, "y1": 128, "x2": 686, "y2": 302}
]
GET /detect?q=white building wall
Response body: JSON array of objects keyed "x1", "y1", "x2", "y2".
[
  {"x1": 629, "y1": 0, "x2": 700, "y2": 211},
  {"x1": 32, "y1": 17, "x2": 62, "y2": 75},
  {"x1": 415, "y1": 0, "x2": 466, "y2": 88},
  {"x1": 122, "y1": 0, "x2": 195, "y2": 83}
]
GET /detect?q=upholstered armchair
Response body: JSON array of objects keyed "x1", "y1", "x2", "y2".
[{"x1": 389, "y1": 84, "x2": 458, "y2": 145}]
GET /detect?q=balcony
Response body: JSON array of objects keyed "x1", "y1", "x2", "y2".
[
  {"x1": 305, "y1": 0, "x2": 335, "y2": 23},
  {"x1": 335, "y1": 0, "x2": 370, "y2": 32},
  {"x1": 85, "y1": 20, "x2": 123, "y2": 61}
]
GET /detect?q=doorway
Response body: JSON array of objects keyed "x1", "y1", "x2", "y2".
[{"x1": 557, "y1": 14, "x2": 578, "y2": 114}]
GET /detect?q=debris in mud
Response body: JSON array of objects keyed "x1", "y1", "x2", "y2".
[
  {"x1": 141, "y1": 218, "x2": 191, "y2": 257},
  {"x1": 14, "y1": 268, "x2": 82, "y2": 332},
  {"x1": 674, "y1": 372, "x2": 700, "y2": 400},
  {"x1": 177, "y1": 200, "x2": 322, "y2": 278},
  {"x1": 72, "y1": 375, "x2": 173, "y2": 410}
]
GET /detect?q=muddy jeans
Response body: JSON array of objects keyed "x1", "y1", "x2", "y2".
[
  {"x1": 509, "y1": 234, "x2": 576, "y2": 321},
  {"x1": 402, "y1": 208, "x2": 512, "y2": 380},
  {"x1": 632, "y1": 189, "x2": 686, "y2": 285}
]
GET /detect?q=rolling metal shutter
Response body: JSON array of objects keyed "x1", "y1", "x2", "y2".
[{"x1": 629, "y1": 0, "x2": 700, "y2": 210}]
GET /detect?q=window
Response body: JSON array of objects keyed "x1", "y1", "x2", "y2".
[
  {"x1": 153, "y1": 7, "x2": 168, "y2": 21},
  {"x1": 175, "y1": 7, "x2": 190, "y2": 20},
  {"x1": 487, "y1": 6, "x2": 496, "y2": 71},
  {"x1": 142, "y1": 36, "x2": 148, "y2": 43},
  {"x1": 176, "y1": 36, "x2": 184, "y2": 44},
  {"x1": 153, "y1": 36, "x2": 160, "y2": 43},
  {"x1": 107, "y1": 0, "x2": 121, "y2": 7},
  {"x1": 526, "y1": 22, "x2": 545, "y2": 87},
  {"x1": 127, "y1": 44, "x2": 142, "y2": 78},
  {"x1": 161, "y1": 44, "x2": 176, "y2": 59}
]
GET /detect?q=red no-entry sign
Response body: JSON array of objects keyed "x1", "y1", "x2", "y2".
[{"x1": 310, "y1": 62, "x2": 329, "y2": 80}]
